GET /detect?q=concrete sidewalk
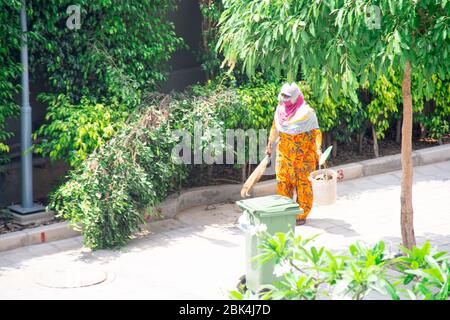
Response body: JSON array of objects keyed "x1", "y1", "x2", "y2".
[{"x1": 0, "y1": 161, "x2": 449, "y2": 299}]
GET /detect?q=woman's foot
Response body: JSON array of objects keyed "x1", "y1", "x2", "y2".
[{"x1": 296, "y1": 219, "x2": 306, "y2": 226}]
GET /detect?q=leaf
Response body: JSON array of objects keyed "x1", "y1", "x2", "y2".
[
  {"x1": 309, "y1": 23, "x2": 316, "y2": 37},
  {"x1": 293, "y1": 20, "x2": 300, "y2": 37},
  {"x1": 406, "y1": 269, "x2": 434, "y2": 280},
  {"x1": 416, "y1": 283, "x2": 433, "y2": 298},
  {"x1": 300, "y1": 30, "x2": 310, "y2": 44},
  {"x1": 229, "y1": 290, "x2": 244, "y2": 300},
  {"x1": 406, "y1": 289, "x2": 417, "y2": 300},
  {"x1": 384, "y1": 281, "x2": 400, "y2": 300},
  {"x1": 319, "y1": 146, "x2": 333, "y2": 166},
  {"x1": 433, "y1": 252, "x2": 448, "y2": 261},
  {"x1": 336, "y1": 9, "x2": 344, "y2": 29}
]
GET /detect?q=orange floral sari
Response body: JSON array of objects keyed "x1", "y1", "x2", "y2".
[{"x1": 269, "y1": 106, "x2": 322, "y2": 220}]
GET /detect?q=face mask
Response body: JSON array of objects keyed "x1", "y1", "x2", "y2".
[{"x1": 278, "y1": 93, "x2": 293, "y2": 103}]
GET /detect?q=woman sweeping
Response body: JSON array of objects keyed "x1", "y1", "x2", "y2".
[{"x1": 266, "y1": 83, "x2": 322, "y2": 226}]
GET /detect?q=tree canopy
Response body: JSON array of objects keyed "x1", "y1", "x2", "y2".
[{"x1": 217, "y1": 0, "x2": 450, "y2": 101}]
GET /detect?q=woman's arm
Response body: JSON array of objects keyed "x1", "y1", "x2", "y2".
[
  {"x1": 314, "y1": 129, "x2": 322, "y2": 155},
  {"x1": 266, "y1": 119, "x2": 278, "y2": 156}
]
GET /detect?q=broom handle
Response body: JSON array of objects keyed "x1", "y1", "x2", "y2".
[
  {"x1": 265, "y1": 138, "x2": 280, "y2": 159},
  {"x1": 274, "y1": 137, "x2": 280, "y2": 146}
]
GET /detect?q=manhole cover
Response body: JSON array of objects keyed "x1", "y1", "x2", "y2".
[{"x1": 35, "y1": 266, "x2": 108, "y2": 288}]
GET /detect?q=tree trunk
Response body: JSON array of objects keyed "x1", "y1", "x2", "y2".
[
  {"x1": 207, "y1": 165, "x2": 213, "y2": 183},
  {"x1": 419, "y1": 123, "x2": 427, "y2": 139},
  {"x1": 372, "y1": 125, "x2": 379, "y2": 158},
  {"x1": 332, "y1": 140, "x2": 337, "y2": 158},
  {"x1": 401, "y1": 61, "x2": 416, "y2": 250},
  {"x1": 396, "y1": 118, "x2": 402, "y2": 144},
  {"x1": 326, "y1": 132, "x2": 332, "y2": 149},
  {"x1": 358, "y1": 125, "x2": 366, "y2": 154},
  {"x1": 356, "y1": 134, "x2": 360, "y2": 152},
  {"x1": 241, "y1": 162, "x2": 247, "y2": 182},
  {"x1": 420, "y1": 101, "x2": 430, "y2": 139}
]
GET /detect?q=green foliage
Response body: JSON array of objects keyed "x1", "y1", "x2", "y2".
[
  {"x1": 217, "y1": 0, "x2": 450, "y2": 146},
  {"x1": 51, "y1": 101, "x2": 188, "y2": 249},
  {"x1": 224, "y1": 74, "x2": 281, "y2": 133},
  {"x1": 174, "y1": 73, "x2": 281, "y2": 164},
  {"x1": 26, "y1": 0, "x2": 184, "y2": 165},
  {"x1": 199, "y1": 0, "x2": 224, "y2": 80},
  {"x1": 395, "y1": 242, "x2": 450, "y2": 300},
  {"x1": 34, "y1": 95, "x2": 132, "y2": 166},
  {"x1": 168, "y1": 78, "x2": 242, "y2": 159},
  {"x1": 231, "y1": 74, "x2": 281, "y2": 164},
  {"x1": 0, "y1": 0, "x2": 21, "y2": 164},
  {"x1": 51, "y1": 84, "x2": 246, "y2": 249},
  {"x1": 51, "y1": 79, "x2": 285, "y2": 249},
  {"x1": 230, "y1": 231, "x2": 449, "y2": 300},
  {"x1": 415, "y1": 74, "x2": 450, "y2": 141},
  {"x1": 218, "y1": 0, "x2": 450, "y2": 98},
  {"x1": 0, "y1": 1, "x2": 184, "y2": 166},
  {"x1": 30, "y1": 0, "x2": 183, "y2": 100},
  {"x1": 364, "y1": 70, "x2": 402, "y2": 140}
]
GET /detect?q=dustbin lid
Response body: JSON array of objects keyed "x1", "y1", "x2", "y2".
[{"x1": 236, "y1": 195, "x2": 302, "y2": 217}]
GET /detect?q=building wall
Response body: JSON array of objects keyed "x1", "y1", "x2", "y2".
[{"x1": 0, "y1": 1, "x2": 206, "y2": 208}]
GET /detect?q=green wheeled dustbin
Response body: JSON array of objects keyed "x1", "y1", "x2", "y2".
[{"x1": 236, "y1": 195, "x2": 303, "y2": 293}]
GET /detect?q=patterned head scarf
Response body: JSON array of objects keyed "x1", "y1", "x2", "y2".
[
  {"x1": 277, "y1": 83, "x2": 304, "y2": 125},
  {"x1": 275, "y1": 82, "x2": 319, "y2": 134}
]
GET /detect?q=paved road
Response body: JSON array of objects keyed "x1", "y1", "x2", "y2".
[{"x1": 0, "y1": 161, "x2": 449, "y2": 299}]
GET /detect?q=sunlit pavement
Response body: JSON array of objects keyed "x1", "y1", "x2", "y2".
[{"x1": 0, "y1": 161, "x2": 449, "y2": 299}]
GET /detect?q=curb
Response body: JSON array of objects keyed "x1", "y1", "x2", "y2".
[
  {"x1": 1, "y1": 144, "x2": 449, "y2": 253},
  {"x1": 0, "y1": 222, "x2": 81, "y2": 252},
  {"x1": 153, "y1": 144, "x2": 450, "y2": 215},
  {"x1": 335, "y1": 144, "x2": 450, "y2": 181},
  {"x1": 150, "y1": 144, "x2": 450, "y2": 218},
  {"x1": 152, "y1": 184, "x2": 242, "y2": 219}
]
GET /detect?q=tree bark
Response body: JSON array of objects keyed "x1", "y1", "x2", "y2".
[
  {"x1": 241, "y1": 162, "x2": 247, "y2": 182},
  {"x1": 419, "y1": 123, "x2": 427, "y2": 139},
  {"x1": 326, "y1": 132, "x2": 332, "y2": 149},
  {"x1": 332, "y1": 140, "x2": 337, "y2": 158},
  {"x1": 420, "y1": 101, "x2": 430, "y2": 139},
  {"x1": 358, "y1": 124, "x2": 366, "y2": 154},
  {"x1": 401, "y1": 61, "x2": 416, "y2": 250},
  {"x1": 372, "y1": 124, "x2": 379, "y2": 158},
  {"x1": 207, "y1": 165, "x2": 213, "y2": 183}
]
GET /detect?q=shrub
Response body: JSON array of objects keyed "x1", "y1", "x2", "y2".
[
  {"x1": 51, "y1": 97, "x2": 188, "y2": 249},
  {"x1": 34, "y1": 95, "x2": 132, "y2": 166},
  {"x1": 199, "y1": 0, "x2": 224, "y2": 80},
  {"x1": 230, "y1": 231, "x2": 449, "y2": 300},
  {"x1": 30, "y1": 0, "x2": 183, "y2": 98},
  {"x1": 415, "y1": 73, "x2": 450, "y2": 142},
  {"x1": 49, "y1": 81, "x2": 248, "y2": 249},
  {"x1": 28, "y1": 0, "x2": 184, "y2": 165},
  {"x1": 49, "y1": 82, "x2": 259, "y2": 249}
]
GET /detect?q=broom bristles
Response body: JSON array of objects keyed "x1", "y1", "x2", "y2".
[{"x1": 240, "y1": 156, "x2": 270, "y2": 197}]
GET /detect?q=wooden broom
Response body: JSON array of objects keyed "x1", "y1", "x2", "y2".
[{"x1": 240, "y1": 155, "x2": 271, "y2": 197}]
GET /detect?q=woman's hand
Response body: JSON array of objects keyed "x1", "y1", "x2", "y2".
[{"x1": 265, "y1": 144, "x2": 273, "y2": 157}]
